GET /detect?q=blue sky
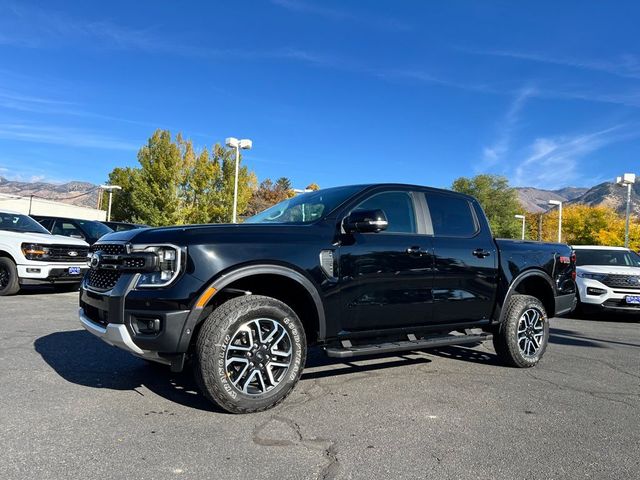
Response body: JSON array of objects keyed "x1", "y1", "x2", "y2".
[{"x1": 0, "y1": 0, "x2": 639, "y2": 190}]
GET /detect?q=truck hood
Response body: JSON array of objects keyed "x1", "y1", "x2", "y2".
[
  {"x1": 96, "y1": 222, "x2": 322, "y2": 245},
  {"x1": 576, "y1": 265, "x2": 640, "y2": 275},
  {"x1": 0, "y1": 230, "x2": 89, "y2": 246}
]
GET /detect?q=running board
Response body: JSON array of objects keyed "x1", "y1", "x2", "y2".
[{"x1": 324, "y1": 333, "x2": 492, "y2": 359}]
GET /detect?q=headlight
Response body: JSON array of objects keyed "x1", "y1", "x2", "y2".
[
  {"x1": 21, "y1": 243, "x2": 51, "y2": 261},
  {"x1": 577, "y1": 272, "x2": 607, "y2": 281},
  {"x1": 131, "y1": 245, "x2": 182, "y2": 288}
]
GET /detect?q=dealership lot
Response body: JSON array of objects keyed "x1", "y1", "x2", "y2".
[{"x1": 1, "y1": 290, "x2": 638, "y2": 480}]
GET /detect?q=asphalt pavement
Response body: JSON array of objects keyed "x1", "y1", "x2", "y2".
[{"x1": 1, "y1": 288, "x2": 638, "y2": 479}]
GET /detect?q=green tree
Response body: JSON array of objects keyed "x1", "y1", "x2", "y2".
[
  {"x1": 133, "y1": 130, "x2": 187, "y2": 226},
  {"x1": 451, "y1": 174, "x2": 521, "y2": 238},
  {"x1": 101, "y1": 167, "x2": 141, "y2": 222},
  {"x1": 103, "y1": 129, "x2": 257, "y2": 226}
]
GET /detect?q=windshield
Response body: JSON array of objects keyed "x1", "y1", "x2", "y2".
[
  {"x1": 245, "y1": 185, "x2": 366, "y2": 224},
  {"x1": 0, "y1": 212, "x2": 50, "y2": 235},
  {"x1": 575, "y1": 249, "x2": 640, "y2": 267},
  {"x1": 76, "y1": 219, "x2": 113, "y2": 239}
]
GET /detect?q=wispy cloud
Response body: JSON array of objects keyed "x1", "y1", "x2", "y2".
[
  {"x1": 0, "y1": 123, "x2": 137, "y2": 151},
  {"x1": 0, "y1": 1, "x2": 186, "y2": 54},
  {"x1": 513, "y1": 125, "x2": 638, "y2": 189},
  {"x1": 481, "y1": 86, "x2": 536, "y2": 168},
  {"x1": 463, "y1": 48, "x2": 640, "y2": 80},
  {"x1": 270, "y1": 0, "x2": 411, "y2": 31}
]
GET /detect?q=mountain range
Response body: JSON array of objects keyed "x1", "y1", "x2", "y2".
[
  {"x1": 0, "y1": 177, "x2": 100, "y2": 208},
  {"x1": 1, "y1": 176, "x2": 639, "y2": 217},
  {"x1": 516, "y1": 182, "x2": 640, "y2": 215}
]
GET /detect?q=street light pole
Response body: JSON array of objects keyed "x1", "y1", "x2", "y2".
[
  {"x1": 616, "y1": 173, "x2": 636, "y2": 248},
  {"x1": 548, "y1": 200, "x2": 563, "y2": 243},
  {"x1": 225, "y1": 137, "x2": 253, "y2": 223},
  {"x1": 515, "y1": 214, "x2": 526, "y2": 240},
  {"x1": 100, "y1": 185, "x2": 122, "y2": 222}
]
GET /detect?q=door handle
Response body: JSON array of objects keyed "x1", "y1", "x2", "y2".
[
  {"x1": 473, "y1": 248, "x2": 491, "y2": 258},
  {"x1": 406, "y1": 246, "x2": 427, "y2": 256}
]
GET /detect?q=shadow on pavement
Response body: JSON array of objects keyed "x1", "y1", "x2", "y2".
[
  {"x1": 550, "y1": 327, "x2": 640, "y2": 349},
  {"x1": 35, "y1": 331, "x2": 437, "y2": 410},
  {"x1": 427, "y1": 345, "x2": 502, "y2": 366},
  {"x1": 19, "y1": 285, "x2": 80, "y2": 295},
  {"x1": 34, "y1": 329, "x2": 219, "y2": 413},
  {"x1": 302, "y1": 347, "x2": 432, "y2": 380}
]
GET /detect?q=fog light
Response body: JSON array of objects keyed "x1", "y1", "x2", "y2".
[
  {"x1": 587, "y1": 287, "x2": 606, "y2": 296},
  {"x1": 26, "y1": 268, "x2": 41, "y2": 273},
  {"x1": 134, "y1": 317, "x2": 161, "y2": 334}
]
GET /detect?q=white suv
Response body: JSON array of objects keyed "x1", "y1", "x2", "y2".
[
  {"x1": 574, "y1": 245, "x2": 640, "y2": 314},
  {"x1": 0, "y1": 210, "x2": 90, "y2": 296}
]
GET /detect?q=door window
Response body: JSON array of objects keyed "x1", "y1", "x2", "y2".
[
  {"x1": 52, "y1": 220, "x2": 85, "y2": 239},
  {"x1": 354, "y1": 191, "x2": 416, "y2": 233},
  {"x1": 425, "y1": 193, "x2": 478, "y2": 237}
]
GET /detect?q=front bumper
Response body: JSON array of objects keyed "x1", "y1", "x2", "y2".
[
  {"x1": 79, "y1": 307, "x2": 170, "y2": 364},
  {"x1": 577, "y1": 278, "x2": 640, "y2": 312},
  {"x1": 17, "y1": 263, "x2": 88, "y2": 284}
]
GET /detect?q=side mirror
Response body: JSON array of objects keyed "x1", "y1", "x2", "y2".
[{"x1": 344, "y1": 209, "x2": 389, "y2": 233}]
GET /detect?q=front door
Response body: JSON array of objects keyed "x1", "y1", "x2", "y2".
[{"x1": 338, "y1": 190, "x2": 434, "y2": 332}]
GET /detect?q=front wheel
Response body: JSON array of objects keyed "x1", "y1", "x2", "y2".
[
  {"x1": 0, "y1": 257, "x2": 20, "y2": 296},
  {"x1": 493, "y1": 294, "x2": 549, "y2": 368},
  {"x1": 193, "y1": 295, "x2": 306, "y2": 414}
]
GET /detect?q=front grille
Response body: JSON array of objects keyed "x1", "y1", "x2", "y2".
[
  {"x1": 86, "y1": 269, "x2": 122, "y2": 291},
  {"x1": 124, "y1": 257, "x2": 146, "y2": 268},
  {"x1": 90, "y1": 243, "x2": 126, "y2": 255},
  {"x1": 47, "y1": 245, "x2": 89, "y2": 262},
  {"x1": 601, "y1": 274, "x2": 640, "y2": 289}
]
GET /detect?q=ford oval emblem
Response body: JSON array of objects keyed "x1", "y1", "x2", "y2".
[{"x1": 68, "y1": 251, "x2": 78, "y2": 257}]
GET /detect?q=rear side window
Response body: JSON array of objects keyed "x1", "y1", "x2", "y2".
[
  {"x1": 425, "y1": 193, "x2": 478, "y2": 237},
  {"x1": 355, "y1": 191, "x2": 416, "y2": 233}
]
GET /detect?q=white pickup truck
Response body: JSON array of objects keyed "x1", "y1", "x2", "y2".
[{"x1": 0, "y1": 210, "x2": 90, "y2": 295}]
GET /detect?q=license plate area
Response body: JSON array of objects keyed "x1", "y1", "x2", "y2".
[
  {"x1": 624, "y1": 295, "x2": 640, "y2": 304},
  {"x1": 68, "y1": 267, "x2": 81, "y2": 275}
]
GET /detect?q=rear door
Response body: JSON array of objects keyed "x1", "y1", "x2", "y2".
[
  {"x1": 338, "y1": 189, "x2": 435, "y2": 331},
  {"x1": 424, "y1": 191, "x2": 498, "y2": 324}
]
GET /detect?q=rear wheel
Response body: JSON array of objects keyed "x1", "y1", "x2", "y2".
[
  {"x1": 493, "y1": 294, "x2": 549, "y2": 367},
  {"x1": 194, "y1": 295, "x2": 306, "y2": 414},
  {"x1": 0, "y1": 257, "x2": 20, "y2": 296}
]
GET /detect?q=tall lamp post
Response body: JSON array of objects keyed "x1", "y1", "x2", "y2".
[
  {"x1": 548, "y1": 199, "x2": 563, "y2": 243},
  {"x1": 515, "y1": 214, "x2": 526, "y2": 240},
  {"x1": 616, "y1": 173, "x2": 636, "y2": 248},
  {"x1": 225, "y1": 137, "x2": 253, "y2": 223},
  {"x1": 100, "y1": 185, "x2": 122, "y2": 222}
]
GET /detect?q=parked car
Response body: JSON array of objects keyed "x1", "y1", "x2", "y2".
[
  {"x1": 574, "y1": 245, "x2": 640, "y2": 314},
  {"x1": 33, "y1": 215, "x2": 113, "y2": 245},
  {"x1": 78, "y1": 183, "x2": 576, "y2": 413},
  {"x1": 0, "y1": 210, "x2": 89, "y2": 295},
  {"x1": 100, "y1": 221, "x2": 148, "y2": 232}
]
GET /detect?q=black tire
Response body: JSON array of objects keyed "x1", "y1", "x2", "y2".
[
  {"x1": 493, "y1": 294, "x2": 549, "y2": 368},
  {"x1": 0, "y1": 257, "x2": 20, "y2": 296},
  {"x1": 193, "y1": 295, "x2": 306, "y2": 414}
]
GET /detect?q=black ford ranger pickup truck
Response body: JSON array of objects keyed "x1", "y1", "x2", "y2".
[{"x1": 79, "y1": 184, "x2": 576, "y2": 413}]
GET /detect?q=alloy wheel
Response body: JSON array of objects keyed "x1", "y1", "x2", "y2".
[
  {"x1": 517, "y1": 308, "x2": 545, "y2": 357},
  {"x1": 224, "y1": 318, "x2": 293, "y2": 396}
]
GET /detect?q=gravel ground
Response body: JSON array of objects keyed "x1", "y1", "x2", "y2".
[{"x1": 1, "y1": 288, "x2": 638, "y2": 479}]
